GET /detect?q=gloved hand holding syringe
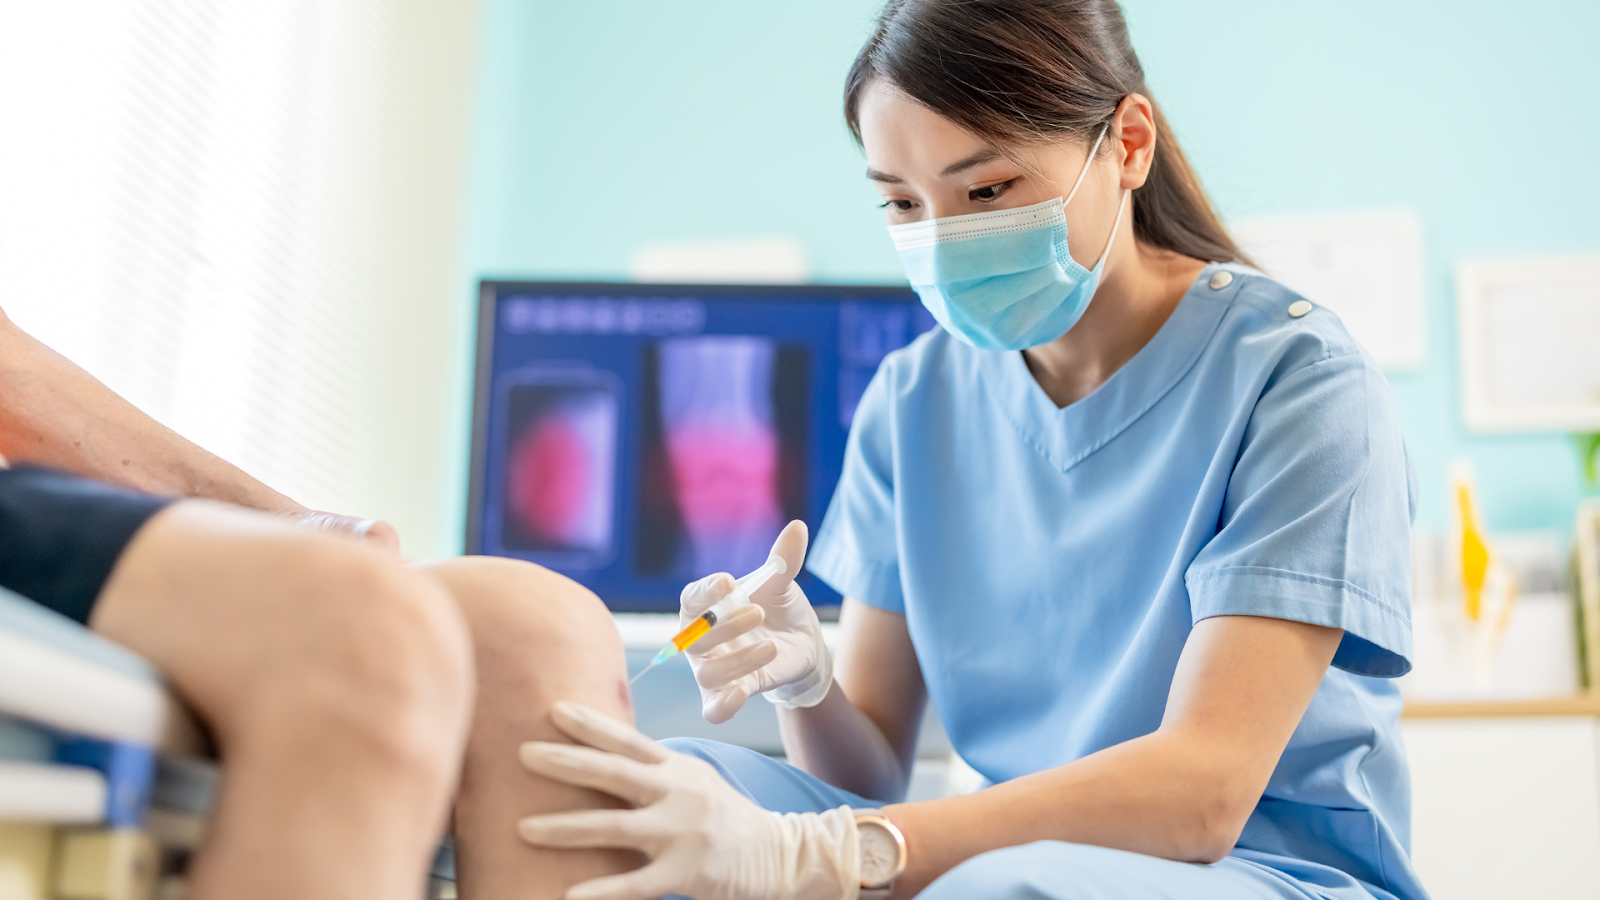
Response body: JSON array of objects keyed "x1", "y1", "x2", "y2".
[
  {"x1": 628, "y1": 554, "x2": 788, "y2": 685},
  {"x1": 630, "y1": 520, "x2": 834, "y2": 724}
]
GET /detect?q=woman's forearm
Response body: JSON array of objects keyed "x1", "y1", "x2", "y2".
[
  {"x1": 882, "y1": 728, "x2": 1257, "y2": 898},
  {"x1": 776, "y1": 682, "x2": 920, "y2": 803},
  {"x1": 876, "y1": 616, "x2": 1341, "y2": 897},
  {"x1": 0, "y1": 311, "x2": 301, "y2": 513},
  {"x1": 777, "y1": 600, "x2": 930, "y2": 803}
]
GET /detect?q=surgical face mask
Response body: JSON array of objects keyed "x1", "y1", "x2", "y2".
[{"x1": 887, "y1": 128, "x2": 1129, "y2": 351}]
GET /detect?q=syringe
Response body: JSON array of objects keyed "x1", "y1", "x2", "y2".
[{"x1": 627, "y1": 555, "x2": 787, "y2": 686}]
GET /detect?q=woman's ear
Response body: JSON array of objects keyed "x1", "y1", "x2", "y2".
[{"x1": 1111, "y1": 93, "x2": 1158, "y2": 191}]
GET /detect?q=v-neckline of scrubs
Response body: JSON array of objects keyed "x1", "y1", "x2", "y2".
[{"x1": 978, "y1": 266, "x2": 1233, "y2": 474}]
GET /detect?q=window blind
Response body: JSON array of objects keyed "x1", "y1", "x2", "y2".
[{"x1": 0, "y1": 0, "x2": 478, "y2": 543}]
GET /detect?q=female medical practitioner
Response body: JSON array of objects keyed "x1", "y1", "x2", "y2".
[{"x1": 516, "y1": 1, "x2": 1426, "y2": 899}]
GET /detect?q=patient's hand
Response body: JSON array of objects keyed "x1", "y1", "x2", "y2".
[{"x1": 292, "y1": 508, "x2": 401, "y2": 552}]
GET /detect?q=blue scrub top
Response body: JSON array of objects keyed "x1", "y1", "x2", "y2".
[{"x1": 809, "y1": 265, "x2": 1426, "y2": 900}]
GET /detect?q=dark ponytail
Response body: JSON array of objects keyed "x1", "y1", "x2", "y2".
[{"x1": 845, "y1": 0, "x2": 1247, "y2": 266}]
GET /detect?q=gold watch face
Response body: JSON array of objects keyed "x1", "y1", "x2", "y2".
[{"x1": 859, "y1": 819, "x2": 901, "y2": 887}]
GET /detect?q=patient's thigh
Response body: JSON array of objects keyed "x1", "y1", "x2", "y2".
[
  {"x1": 414, "y1": 556, "x2": 641, "y2": 900},
  {"x1": 94, "y1": 501, "x2": 474, "y2": 900}
]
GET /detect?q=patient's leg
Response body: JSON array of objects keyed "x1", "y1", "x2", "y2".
[
  {"x1": 415, "y1": 556, "x2": 642, "y2": 900},
  {"x1": 93, "y1": 501, "x2": 476, "y2": 900}
]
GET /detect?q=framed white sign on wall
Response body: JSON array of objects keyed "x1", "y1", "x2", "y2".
[
  {"x1": 1457, "y1": 255, "x2": 1600, "y2": 432},
  {"x1": 1231, "y1": 209, "x2": 1427, "y2": 371}
]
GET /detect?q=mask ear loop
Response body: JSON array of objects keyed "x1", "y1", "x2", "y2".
[
  {"x1": 1062, "y1": 125, "x2": 1111, "y2": 208},
  {"x1": 1063, "y1": 124, "x2": 1128, "y2": 270},
  {"x1": 1092, "y1": 189, "x2": 1131, "y2": 270}
]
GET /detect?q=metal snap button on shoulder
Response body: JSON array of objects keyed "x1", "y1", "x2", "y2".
[
  {"x1": 1288, "y1": 300, "x2": 1313, "y2": 318},
  {"x1": 1208, "y1": 270, "x2": 1233, "y2": 290}
]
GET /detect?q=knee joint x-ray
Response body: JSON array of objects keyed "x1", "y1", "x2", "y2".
[
  {"x1": 637, "y1": 336, "x2": 808, "y2": 580},
  {"x1": 469, "y1": 284, "x2": 933, "y2": 611}
]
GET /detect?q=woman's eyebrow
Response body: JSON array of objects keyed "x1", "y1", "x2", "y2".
[
  {"x1": 940, "y1": 148, "x2": 1003, "y2": 176},
  {"x1": 866, "y1": 148, "x2": 1004, "y2": 184}
]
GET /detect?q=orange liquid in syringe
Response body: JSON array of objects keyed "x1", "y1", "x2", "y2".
[{"x1": 671, "y1": 615, "x2": 713, "y2": 652}]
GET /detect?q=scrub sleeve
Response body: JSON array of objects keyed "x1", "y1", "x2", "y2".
[
  {"x1": 1184, "y1": 352, "x2": 1415, "y2": 676},
  {"x1": 802, "y1": 359, "x2": 905, "y2": 614},
  {"x1": 0, "y1": 465, "x2": 174, "y2": 623}
]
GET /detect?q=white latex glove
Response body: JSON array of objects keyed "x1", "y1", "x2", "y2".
[
  {"x1": 679, "y1": 520, "x2": 832, "y2": 724},
  {"x1": 517, "y1": 701, "x2": 859, "y2": 900}
]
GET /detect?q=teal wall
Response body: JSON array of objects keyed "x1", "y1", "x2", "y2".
[{"x1": 450, "y1": 0, "x2": 1600, "y2": 554}]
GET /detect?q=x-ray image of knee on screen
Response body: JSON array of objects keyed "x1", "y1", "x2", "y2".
[
  {"x1": 635, "y1": 337, "x2": 809, "y2": 580},
  {"x1": 490, "y1": 367, "x2": 621, "y2": 568},
  {"x1": 468, "y1": 283, "x2": 930, "y2": 611}
]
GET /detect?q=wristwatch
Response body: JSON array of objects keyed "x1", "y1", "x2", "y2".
[{"x1": 853, "y1": 810, "x2": 908, "y2": 900}]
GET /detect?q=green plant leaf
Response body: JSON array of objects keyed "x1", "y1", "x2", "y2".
[{"x1": 1578, "y1": 432, "x2": 1600, "y2": 485}]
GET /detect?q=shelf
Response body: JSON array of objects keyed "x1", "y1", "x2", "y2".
[{"x1": 1403, "y1": 694, "x2": 1600, "y2": 718}]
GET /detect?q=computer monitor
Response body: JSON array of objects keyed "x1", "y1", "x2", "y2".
[{"x1": 466, "y1": 280, "x2": 935, "y2": 613}]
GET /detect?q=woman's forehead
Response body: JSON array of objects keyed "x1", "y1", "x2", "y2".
[
  {"x1": 857, "y1": 81, "x2": 1094, "y2": 182},
  {"x1": 858, "y1": 83, "x2": 997, "y2": 172}
]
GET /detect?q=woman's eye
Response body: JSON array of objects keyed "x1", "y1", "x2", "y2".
[
  {"x1": 970, "y1": 180, "x2": 1013, "y2": 202},
  {"x1": 878, "y1": 199, "x2": 916, "y2": 212}
]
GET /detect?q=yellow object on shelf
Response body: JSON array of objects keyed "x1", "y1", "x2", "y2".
[
  {"x1": 1456, "y1": 482, "x2": 1491, "y2": 622},
  {"x1": 1447, "y1": 463, "x2": 1520, "y2": 685}
]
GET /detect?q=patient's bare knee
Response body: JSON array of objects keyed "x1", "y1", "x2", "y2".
[
  {"x1": 416, "y1": 556, "x2": 628, "y2": 712},
  {"x1": 251, "y1": 548, "x2": 476, "y2": 783},
  {"x1": 417, "y1": 556, "x2": 641, "y2": 897}
]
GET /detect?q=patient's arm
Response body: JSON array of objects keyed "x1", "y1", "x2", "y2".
[
  {"x1": 416, "y1": 557, "x2": 644, "y2": 899},
  {"x1": 0, "y1": 306, "x2": 395, "y2": 546}
]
